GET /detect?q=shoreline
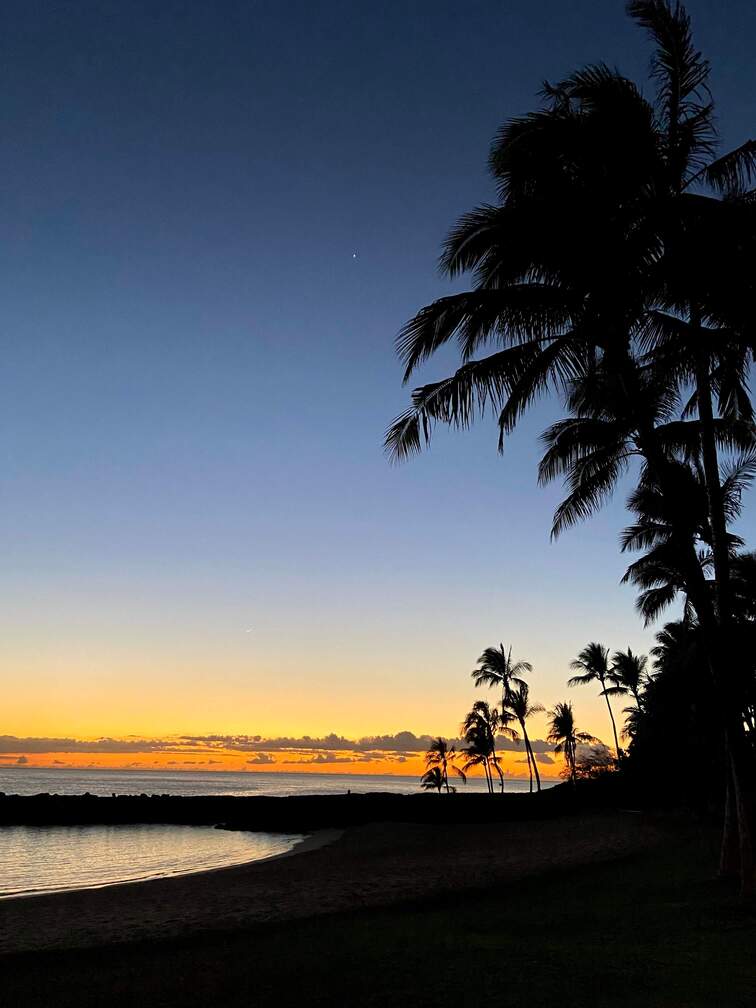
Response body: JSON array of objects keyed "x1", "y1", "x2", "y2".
[
  {"x1": 0, "y1": 810, "x2": 675, "y2": 957},
  {"x1": 0, "y1": 827, "x2": 343, "y2": 903}
]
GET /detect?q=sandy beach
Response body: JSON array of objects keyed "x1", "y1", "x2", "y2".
[{"x1": 0, "y1": 810, "x2": 670, "y2": 956}]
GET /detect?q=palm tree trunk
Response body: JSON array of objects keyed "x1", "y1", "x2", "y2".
[
  {"x1": 691, "y1": 337, "x2": 755, "y2": 894},
  {"x1": 720, "y1": 765, "x2": 739, "y2": 879},
  {"x1": 520, "y1": 720, "x2": 533, "y2": 793},
  {"x1": 692, "y1": 340, "x2": 732, "y2": 622},
  {"x1": 602, "y1": 686, "x2": 622, "y2": 760},
  {"x1": 522, "y1": 724, "x2": 541, "y2": 792},
  {"x1": 482, "y1": 759, "x2": 492, "y2": 795},
  {"x1": 617, "y1": 348, "x2": 753, "y2": 892}
]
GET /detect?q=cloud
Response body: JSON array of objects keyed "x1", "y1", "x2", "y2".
[
  {"x1": 0, "y1": 735, "x2": 171, "y2": 754},
  {"x1": 246, "y1": 753, "x2": 275, "y2": 765},
  {"x1": 535, "y1": 753, "x2": 554, "y2": 765},
  {"x1": 283, "y1": 752, "x2": 357, "y2": 765},
  {"x1": 16, "y1": 756, "x2": 28, "y2": 764},
  {"x1": 0, "y1": 731, "x2": 557, "y2": 761}
]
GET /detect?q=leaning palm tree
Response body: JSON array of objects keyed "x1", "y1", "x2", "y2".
[
  {"x1": 547, "y1": 702, "x2": 599, "y2": 784},
  {"x1": 569, "y1": 643, "x2": 622, "y2": 760},
  {"x1": 420, "y1": 766, "x2": 445, "y2": 794},
  {"x1": 504, "y1": 683, "x2": 545, "y2": 793},
  {"x1": 424, "y1": 737, "x2": 466, "y2": 794}
]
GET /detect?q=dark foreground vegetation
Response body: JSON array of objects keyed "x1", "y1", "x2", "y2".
[
  {"x1": 387, "y1": 0, "x2": 756, "y2": 894},
  {"x1": 4, "y1": 824, "x2": 754, "y2": 1008}
]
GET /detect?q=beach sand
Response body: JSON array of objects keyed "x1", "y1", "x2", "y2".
[{"x1": 0, "y1": 810, "x2": 671, "y2": 956}]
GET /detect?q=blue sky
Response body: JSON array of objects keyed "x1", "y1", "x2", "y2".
[{"x1": 2, "y1": 1, "x2": 755, "y2": 742}]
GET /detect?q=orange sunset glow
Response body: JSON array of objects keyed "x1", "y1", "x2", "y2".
[{"x1": 0, "y1": 735, "x2": 561, "y2": 781}]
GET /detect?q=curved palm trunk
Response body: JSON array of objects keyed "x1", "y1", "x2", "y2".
[
  {"x1": 567, "y1": 740, "x2": 577, "y2": 787},
  {"x1": 602, "y1": 682, "x2": 622, "y2": 760},
  {"x1": 520, "y1": 723, "x2": 533, "y2": 793},
  {"x1": 520, "y1": 722, "x2": 541, "y2": 792},
  {"x1": 486, "y1": 759, "x2": 494, "y2": 795}
]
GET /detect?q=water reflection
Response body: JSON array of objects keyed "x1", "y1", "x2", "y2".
[{"x1": 0, "y1": 824, "x2": 303, "y2": 898}]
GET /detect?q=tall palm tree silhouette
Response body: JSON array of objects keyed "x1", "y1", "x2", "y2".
[
  {"x1": 461, "y1": 701, "x2": 515, "y2": 794},
  {"x1": 384, "y1": 0, "x2": 756, "y2": 890},
  {"x1": 472, "y1": 645, "x2": 532, "y2": 705},
  {"x1": 423, "y1": 737, "x2": 466, "y2": 794},
  {"x1": 547, "y1": 702, "x2": 599, "y2": 784},
  {"x1": 568, "y1": 643, "x2": 622, "y2": 760},
  {"x1": 504, "y1": 684, "x2": 545, "y2": 793}
]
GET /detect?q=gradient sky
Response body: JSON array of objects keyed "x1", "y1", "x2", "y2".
[{"x1": 2, "y1": 1, "x2": 755, "y2": 761}]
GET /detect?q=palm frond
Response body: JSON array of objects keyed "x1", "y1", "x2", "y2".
[
  {"x1": 627, "y1": 1, "x2": 712, "y2": 132},
  {"x1": 690, "y1": 139, "x2": 756, "y2": 196},
  {"x1": 549, "y1": 450, "x2": 629, "y2": 539}
]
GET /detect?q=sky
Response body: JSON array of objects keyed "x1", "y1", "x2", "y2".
[{"x1": 2, "y1": 1, "x2": 755, "y2": 776}]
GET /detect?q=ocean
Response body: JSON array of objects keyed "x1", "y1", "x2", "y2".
[
  {"x1": 0, "y1": 765, "x2": 556, "y2": 797},
  {"x1": 0, "y1": 767, "x2": 556, "y2": 897}
]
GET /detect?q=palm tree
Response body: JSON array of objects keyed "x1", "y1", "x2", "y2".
[
  {"x1": 424, "y1": 737, "x2": 466, "y2": 794},
  {"x1": 546, "y1": 702, "x2": 599, "y2": 783},
  {"x1": 568, "y1": 643, "x2": 622, "y2": 760},
  {"x1": 420, "y1": 766, "x2": 445, "y2": 794},
  {"x1": 609, "y1": 649, "x2": 650, "y2": 708},
  {"x1": 461, "y1": 700, "x2": 515, "y2": 794},
  {"x1": 472, "y1": 644, "x2": 532, "y2": 713},
  {"x1": 626, "y1": 0, "x2": 756, "y2": 636},
  {"x1": 504, "y1": 684, "x2": 545, "y2": 793},
  {"x1": 385, "y1": 0, "x2": 756, "y2": 893}
]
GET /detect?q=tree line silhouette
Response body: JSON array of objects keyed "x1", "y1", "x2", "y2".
[
  {"x1": 421, "y1": 641, "x2": 649, "y2": 793},
  {"x1": 397, "y1": 1, "x2": 756, "y2": 895}
]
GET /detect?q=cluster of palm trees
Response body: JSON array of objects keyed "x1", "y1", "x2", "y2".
[
  {"x1": 569, "y1": 643, "x2": 651, "y2": 759},
  {"x1": 422, "y1": 642, "x2": 626, "y2": 792},
  {"x1": 393, "y1": 1, "x2": 756, "y2": 894}
]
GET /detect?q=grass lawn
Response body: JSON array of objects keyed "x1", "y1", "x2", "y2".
[{"x1": 6, "y1": 822, "x2": 756, "y2": 1007}]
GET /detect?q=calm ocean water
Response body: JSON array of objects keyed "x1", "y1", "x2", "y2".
[
  {"x1": 0, "y1": 766, "x2": 556, "y2": 797},
  {"x1": 0, "y1": 768, "x2": 555, "y2": 897}
]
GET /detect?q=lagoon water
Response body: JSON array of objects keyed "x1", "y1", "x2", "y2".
[{"x1": 0, "y1": 824, "x2": 303, "y2": 899}]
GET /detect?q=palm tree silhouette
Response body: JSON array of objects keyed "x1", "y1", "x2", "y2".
[
  {"x1": 420, "y1": 766, "x2": 445, "y2": 794},
  {"x1": 568, "y1": 643, "x2": 622, "y2": 760},
  {"x1": 504, "y1": 684, "x2": 545, "y2": 793},
  {"x1": 384, "y1": 0, "x2": 756, "y2": 892},
  {"x1": 461, "y1": 700, "x2": 515, "y2": 794},
  {"x1": 547, "y1": 702, "x2": 599, "y2": 784},
  {"x1": 423, "y1": 737, "x2": 466, "y2": 794},
  {"x1": 472, "y1": 644, "x2": 532, "y2": 707},
  {"x1": 609, "y1": 649, "x2": 650, "y2": 709},
  {"x1": 619, "y1": 453, "x2": 755, "y2": 626}
]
